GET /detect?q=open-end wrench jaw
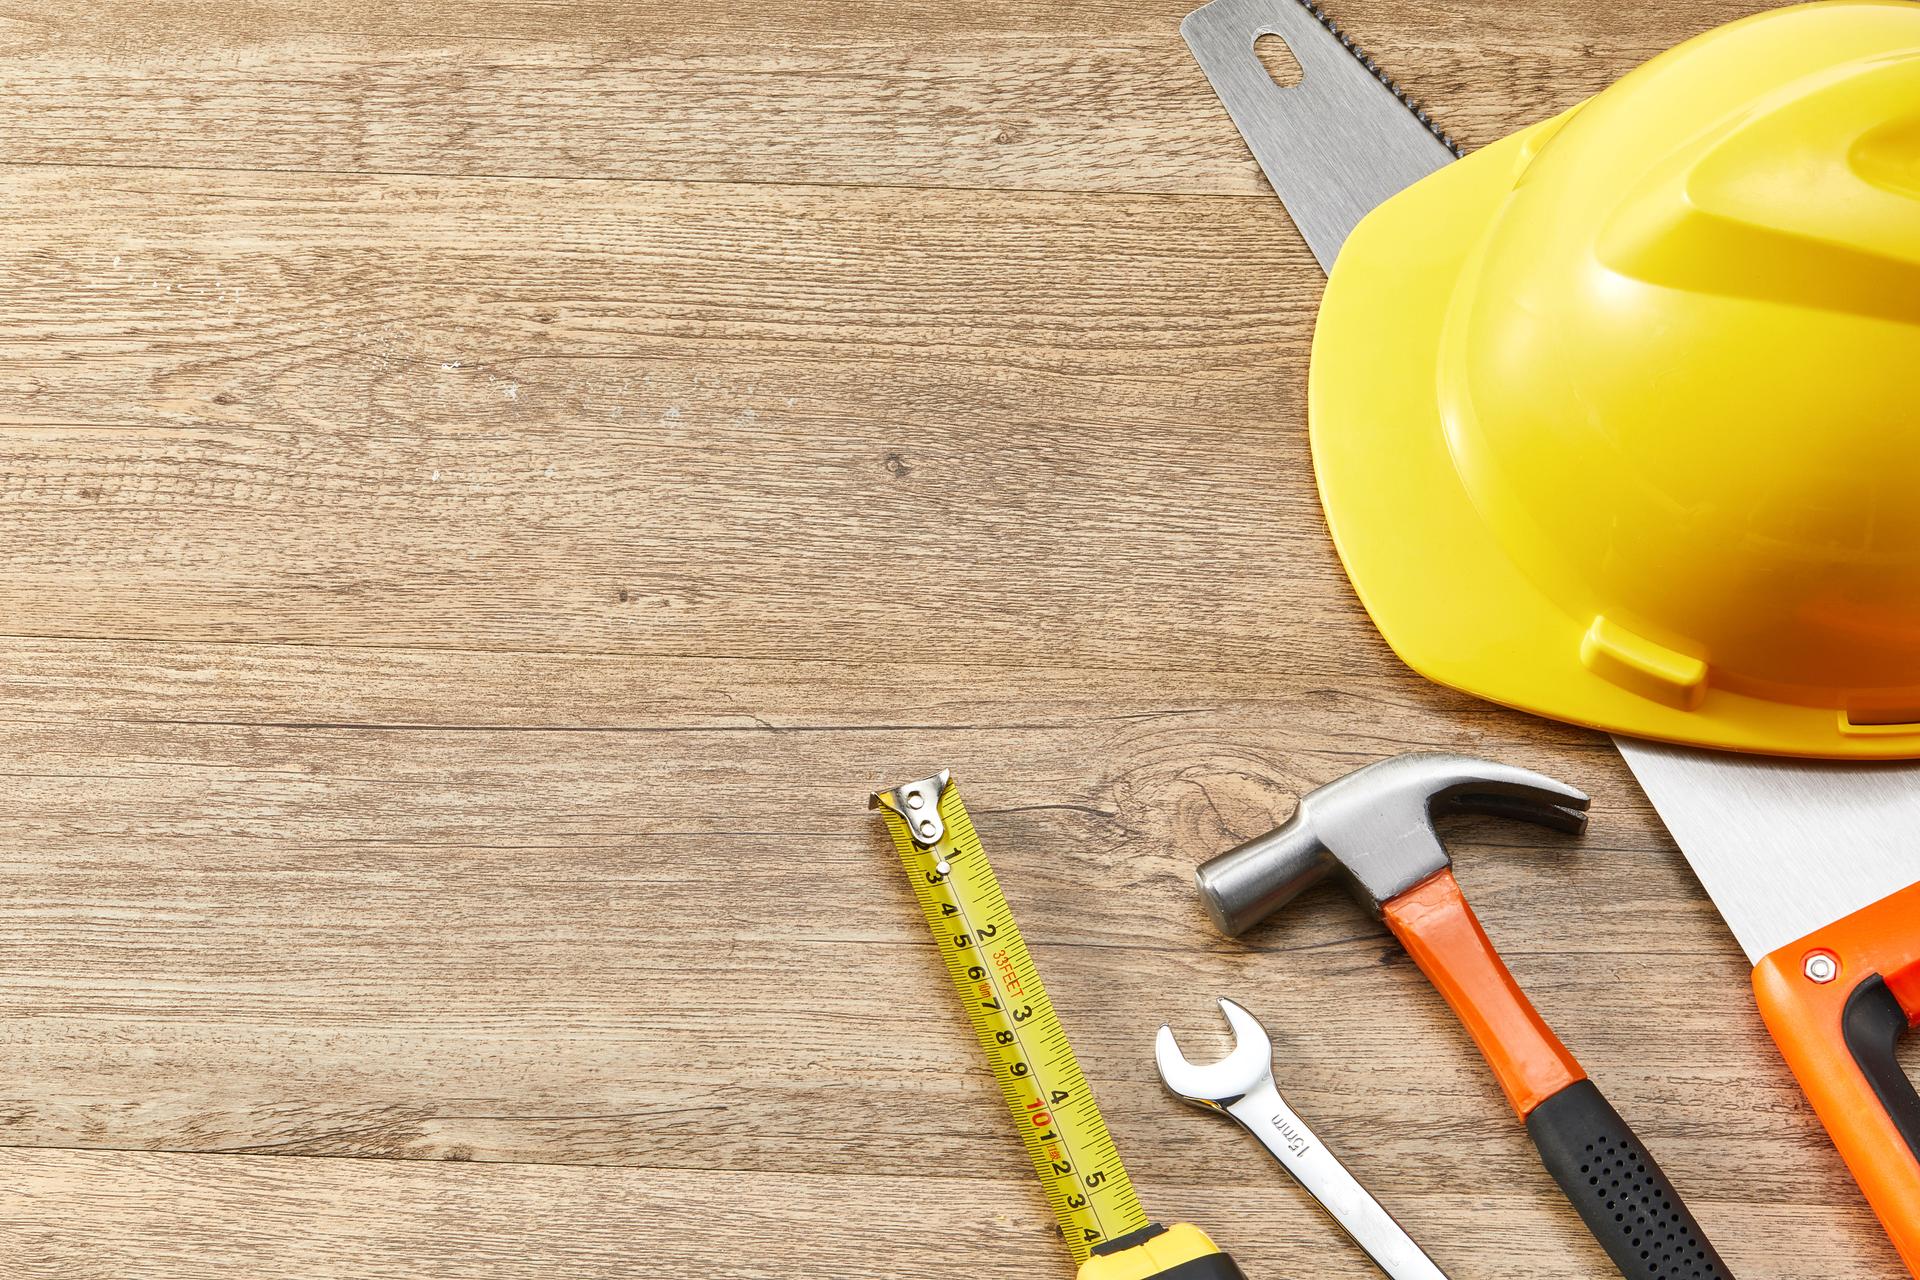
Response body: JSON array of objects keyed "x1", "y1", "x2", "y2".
[
  {"x1": 1153, "y1": 995, "x2": 1454, "y2": 1280},
  {"x1": 1154, "y1": 998, "x2": 1275, "y2": 1112}
]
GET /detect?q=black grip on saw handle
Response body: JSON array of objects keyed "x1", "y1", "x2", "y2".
[{"x1": 1526, "y1": 1079, "x2": 1733, "y2": 1280}]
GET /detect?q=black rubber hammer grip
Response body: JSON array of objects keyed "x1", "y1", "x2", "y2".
[{"x1": 1527, "y1": 1080, "x2": 1733, "y2": 1280}]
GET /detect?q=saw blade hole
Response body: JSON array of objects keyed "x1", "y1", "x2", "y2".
[{"x1": 1253, "y1": 33, "x2": 1304, "y2": 88}]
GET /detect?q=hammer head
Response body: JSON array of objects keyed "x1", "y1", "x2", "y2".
[{"x1": 1194, "y1": 753, "x2": 1588, "y2": 936}]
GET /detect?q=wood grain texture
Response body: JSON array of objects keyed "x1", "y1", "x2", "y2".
[
  {"x1": 0, "y1": 1145, "x2": 1879, "y2": 1280},
  {"x1": 0, "y1": 1, "x2": 1908, "y2": 1277},
  {"x1": 0, "y1": 2, "x2": 1763, "y2": 192}
]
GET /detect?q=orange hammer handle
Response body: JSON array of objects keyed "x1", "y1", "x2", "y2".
[
  {"x1": 1381, "y1": 867, "x2": 1585, "y2": 1118},
  {"x1": 1752, "y1": 880, "x2": 1920, "y2": 1277},
  {"x1": 1383, "y1": 868, "x2": 1734, "y2": 1279}
]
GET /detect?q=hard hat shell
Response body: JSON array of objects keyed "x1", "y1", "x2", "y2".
[{"x1": 1312, "y1": 0, "x2": 1920, "y2": 759}]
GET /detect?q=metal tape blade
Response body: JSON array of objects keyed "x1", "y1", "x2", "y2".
[
  {"x1": 1181, "y1": 0, "x2": 1458, "y2": 270},
  {"x1": 873, "y1": 772, "x2": 1151, "y2": 1262},
  {"x1": 1618, "y1": 737, "x2": 1920, "y2": 963}
]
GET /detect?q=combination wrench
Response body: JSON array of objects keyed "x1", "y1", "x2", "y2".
[{"x1": 1156, "y1": 998, "x2": 1449, "y2": 1280}]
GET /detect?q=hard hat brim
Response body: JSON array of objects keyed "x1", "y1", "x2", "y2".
[{"x1": 1309, "y1": 116, "x2": 1920, "y2": 760}]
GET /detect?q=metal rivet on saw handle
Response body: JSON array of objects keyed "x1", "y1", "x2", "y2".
[{"x1": 1803, "y1": 951, "x2": 1839, "y2": 984}]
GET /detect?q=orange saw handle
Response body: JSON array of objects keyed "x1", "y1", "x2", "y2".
[{"x1": 1752, "y1": 879, "x2": 1920, "y2": 1276}]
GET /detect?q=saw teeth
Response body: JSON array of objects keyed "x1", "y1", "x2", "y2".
[{"x1": 1296, "y1": 0, "x2": 1463, "y2": 158}]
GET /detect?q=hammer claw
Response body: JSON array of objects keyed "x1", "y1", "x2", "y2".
[
  {"x1": 1441, "y1": 791, "x2": 1588, "y2": 836},
  {"x1": 1428, "y1": 757, "x2": 1590, "y2": 834}
]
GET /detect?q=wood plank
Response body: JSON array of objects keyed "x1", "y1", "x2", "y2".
[
  {"x1": 0, "y1": 638, "x2": 1904, "y2": 1277},
  {"x1": 0, "y1": 163, "x2": 1355, "y2": 664},
  {"x1": 3, "y1": 1147, "x2": 1067, "y2": 1279},
  {"x1": 0, "y1": 3, "x2": 1769, "y2": 195},
  {"x1": 0, "y1": 1117, "x2": 1881, "y2": 1279}
]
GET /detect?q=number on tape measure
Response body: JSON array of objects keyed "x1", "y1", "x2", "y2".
[{"x1": 875, "y1": 772, "x2": 1150, "y2": 1264}]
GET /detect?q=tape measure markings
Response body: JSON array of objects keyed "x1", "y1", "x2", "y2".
[
  {"x1": 877, "y1": 772, "x2": 1150, "y2": 1264},
  {"x1": 907, "y1": 821, "x2": 1109, "y2": 1233}
]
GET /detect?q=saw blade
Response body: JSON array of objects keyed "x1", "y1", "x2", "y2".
[
  {"x1": 1182, "y1": 0, "x2": 1459, "y2": 270},
  {"x1": 1618, "y1": 738, "x2": 1920, "y2": 962}
]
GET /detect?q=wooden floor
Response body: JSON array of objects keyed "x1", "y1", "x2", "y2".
[{"x1": 0, "y1": 1, "x2": 1906, "y2": 1275}]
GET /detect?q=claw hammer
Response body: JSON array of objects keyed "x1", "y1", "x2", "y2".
[{"x1": 1194, "y1": 753, "x2": 1732, "y2": 1279}]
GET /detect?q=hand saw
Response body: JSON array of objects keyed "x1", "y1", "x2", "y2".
[{"x1": 1181, "y1": 0, "x2": 1920, "y2": 1272}]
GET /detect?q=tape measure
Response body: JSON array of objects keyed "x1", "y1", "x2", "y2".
[{"x1": 872, "y1": 770, "x2": 1247, "y2": 1280}]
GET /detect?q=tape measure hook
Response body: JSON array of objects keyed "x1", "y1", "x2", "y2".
[{"x1": 870, "y1": 769, "x2": 953, "y2": 846}]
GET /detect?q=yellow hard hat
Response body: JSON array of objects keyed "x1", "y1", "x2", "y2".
[{"x1": 1312, "y1": 0, "x2": 1920, "y2": 759}]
